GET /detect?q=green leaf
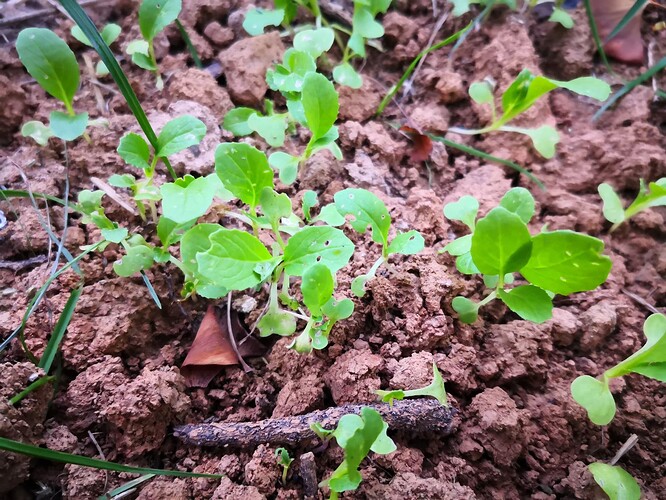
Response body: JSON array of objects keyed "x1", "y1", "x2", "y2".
[
  {"x1": 302, "y1": 190, "x2": 318, "y2": 221},
  {"x1": 268, "y1": 152, "x2": 300, "y2": 185},
  {"x1": 334, "y1": 189, "x2": 391, "y2": 248},
  {"x1": 243, "y1": 8, "x2": 285, "y2": 36},
  {"x1": 180, "y1": 223, "x2": 220, "y2": 275},
  {"x1": 499, "y1": 187, "x2": 535, "y2": 223},
  {"x1": 452, "y1": 296, "x2": 479, "y2": 323},
  {"x1": 95, "y1": 60, "x2": 109, "y2": 77},
  {"x1": 258, "y1": 309, "x2": 297, "y2": 337},
  {"x1": 571, "y1": 375, "x2": 616, "y2": 425},
  {"x1": 293, "y1": 27, "x2": 335, "y2": 58},
  {"x1": 471, "y1": 207, "x2": 532, "y2": 276},
  {"x1": 455, "y1": 252, "x2": 480, "y2": 275},
  {"x1": 118, "y1": 133, "x2": 151, "y2": 170},
  {"x1": 321, "y1": 297, "x2": 354, "y2": 321},
  {"x1": 315, "y1": 204, "x2": 346, "y2": 226},
  {"x1": 554, "y1": 76, "x2": 611, "y2": 101},
  {"x1": 126, "y1": 39, "x2": 150, "y2": 56},
  {"x1": 21, "y1": 121, "x2": 54, "y2": 146},
  {"x1": 215, "y1": 143, "x2": 274, "y2": 209},
  {"x1": 333, "y1": 63, "x2": 363, "y2": 89},
  {"x1": 248, "y1": 113, "x2": 287, "y2": 147},
  {"x1": 223, "y1": 107, "x2": 258, "y2": 136},
  {"x1": 260, "y1": 187, "x2": 292, "y2": 225},
  {"x1": 443, "y1": 195, "x2": 478, "y2": 230},
  {"x1": 451, "y1": 0, "x2": 470, "y2": 16},
  {"x1": 469, "y1": 81, "x2": 494, "y2": 105},
  {"x1": 283, "y1": 226, "x2": 354, "y2": 276},
  {"x1": 588, "y1": 463, "x2": 641, "y2": 500},
  {"x1": 387, "y1": 231, "x2": 424, "y2": 255},
  {"x1": 549, "y1": 7, "x2": 574, "y2": 29},
  {"x1": 113, "y1": 245, "x2": 154, "y2": 277},
  {"x1": 139, "y1": 0, "x2": 182, "y2": 42},
  {"x1": 49, "y1": 111, "x2": 88, "y2": 141},
  {"x1": 609, "y1": 313, "x2": 666, "y2": 379},
  {"x1": 520, "y1": 231, "x2": 611, "y2": 295},
  {"x1": 157, "y1": 217, "x2": 196, "y2": 247},
  {"x1": 598, "y1": 183, "x2": 625, "y2": 224},
  {"x1": 196, "y1": 228, "x2": 274, "y2": 290},
  {"x1": 101, "y1": 227, "x2": 128, "y2": 243},
  {"x1": 38, "y1": 285, "x2": 83, "y2": 373},
  {"x1": 523, "y1": 125, "x2": 560, "y2": 159},
  {"x1": 498, "y1": 285, "x2": 553, "y2": 323},
  {"x1": 156, "y1": 115, "x2": 206, "y2": 158},
  {"x1": 16, "y1": 28, "x2": 79, "y2": 109},
  {"x1": 443, "y1": 234, "x2": 472, "y2": 257},
  {"x1": 160, "y1": 174, "x2": 220, "y2": 223},
  {"x1": 301, "y1": 263, "x2": 334, "y2": 316},
  {"x1": 72, "y1": 23, "x2": 121, "y2": 46},
  {"x1": 302, "y1": 72, "x2": 339, "y2": 141}
]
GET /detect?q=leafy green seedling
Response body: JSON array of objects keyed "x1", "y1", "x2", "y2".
[
  {"x1": 451, "y1": 1, "x2": 573, "y2": 28},
  {"x1": 16, "y1": 28, "x2": 89, "y2": 142},
  {"x1": 449, "y1": 69, "x2": 611, "y2": 158},
  {"x1": 598, "y1": 178, "x2": 666, "y2": 232},
  {"x1": 571, "y1": 313, "x2": 666, "y2": 426},
  {"x1": 275, "y1": 447, "x2": 294, "y2": 485},
  {"x1": 223, "y1": 101, "x2": 290, "y2": 147},
  {"x1": 588, "y1": 463, "x2": 641, "y2": 500},
  {"x1": 127, "y1": 0, "x2": 182, "y2": 89},
  {"x1": 442, "y1": 187, "x2": 612, "y2": 324},
  {"x1": 314, "y1": 407, "x2": 396, "y2": 498},
  {"x1": 376, "y1": 363, "x2": 448, "y2": 406},
  {"x1": 71, "y1": 23, "x2": 121, "y2": 76}
]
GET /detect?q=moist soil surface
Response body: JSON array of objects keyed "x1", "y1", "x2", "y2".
[{"x1": 1, "y1": 0, "x2": 665, "y2": 499}]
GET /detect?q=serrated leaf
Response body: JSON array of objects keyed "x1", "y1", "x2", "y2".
[
  {"x1": 16, "y1": 28, "x2": 79, "y2": 109},
  {"x1": 49, "y1": 111, "x2": 88, "y2": 141},
  {"x1": 387, "y1": 230, "x2": 424, "y2": 255},
  {"x1": 334, "y1": 188, "x2": 391, "y2": 248},
  {"x1": 443, "y1": 195, "x2": 478, "y2": 229},
  {"x1": 21, "y1": 121, "x2": 54, "y2": 146},
  {"x1": 598, "y1": 183, "x2": 625, "y2": 224},
  {"x1": 242, "y1": 8, "x2": 284, "y2": 36},
  {"x1": 302, "y1": 72, "x2": 339, "y2": 141},
  {"x1": 118, "y1": 133, "x2": 151, "y2": 170},
  {"x1": 160, "y1": 174, "x2": 220, "y2": 224},
  {"x1": 452, "y1": 296, "x2": 479, "y2": 323},
  {"x1": 498, "y1": 285, "x2": 553, "y2": 323},
  {"x1": 139, "y1": 0, "x2": 182, "y2": 42},
  {"x1": 293, "y1": 27, "x2": 335, "y2": 58},
  {"x1": 588, "y1": 463, "x2": 640, "y2": 500},
  {"x1": 571, "y1": 375, "x2": 616, "y2": 425},
  {"x1": 301, "y1": 263, "x2": 334, "y2": 316},
  {"x1": 215, "y1": 143, "x2": 274, "y2": 209},
  {"x1": 283, "y1": 226, "x2": 354, "y2": 276},
  {"x1": 499, "y1": 187, "x2": 535, "y2": 223},
  {"x1": 333, "y1": 63, "x2": 363, "y2": 89},
  {"x1": 156, "y1": 115, "x2": 206, "y2": 158}
]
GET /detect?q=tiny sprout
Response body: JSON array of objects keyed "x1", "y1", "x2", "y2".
[
  {"x1": 598, "y1": 179, "x2": 666, "y2": 232},
  {"x1": 275, "y1": 447, "x2": 294, "y2": 485},
  {"x1": 376, "y1": 363, "x2": 448, "y2": 406}
]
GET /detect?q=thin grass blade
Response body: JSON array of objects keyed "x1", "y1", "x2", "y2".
[
  {"x1": 175, "y1": 19, "x2": 203, "y2": 68},
  {"x1": 605, "y1": 0, "x2": 647, "y2": 43},
  {"x1": 38, "y1": 284, "x2": 83, "y2": 373},
  {"x1": 583, "y1": 0, "x2": 613, "y2": 72},
  {"x1": 98, "y1": 474, "x2": 156, "y2": 500},
  {"x1": 0, "y1": 189, "x2": 66, "y2": 205},
  {"x1": 140, "y1": 270, "x2": 162, "y2": 309},
  {"x1": 9, "y1": 375, "x2": 55, "y2": 405}
]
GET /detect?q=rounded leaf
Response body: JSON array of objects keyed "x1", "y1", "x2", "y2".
[
  {"x1": 139, "y1": 0, "x2": 182, "y2": 41},
  {"x1": 571, "y1": 375, "x2": 616, "y2": 425}
]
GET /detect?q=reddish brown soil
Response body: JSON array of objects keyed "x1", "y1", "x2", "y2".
[{"x1": 1, "y1": 0, "x2": 665, "y2": 499}]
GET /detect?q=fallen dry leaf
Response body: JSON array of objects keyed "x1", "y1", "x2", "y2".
[{"x1": 400, "y1": 125, "x2": 433, "y2": 163}]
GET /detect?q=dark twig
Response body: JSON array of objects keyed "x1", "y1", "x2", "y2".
[
  {"x1": 174, "y1": 399, "x2": 457, "y2": 448},
  {"x1": 0, "y1": 255, "x2": 48, "y2": 271}
]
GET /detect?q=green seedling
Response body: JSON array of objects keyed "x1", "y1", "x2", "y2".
[
  {"x1": 71, "y1": 23, "x2": 121, "y2": 76},
  {"x1": 334, "y1": 188, "x2": 425, "y2": 297},
  {"x1": 588, "y1": 463, "x2": 641, "y2": 500},
  {"x1": 127, "y1": 0, "x2": 182, "y2": 89},
  {"x1": 16, "y1": 28, "x2": 89, "y2": 143},
  {"x1": 223, "y1": 100, "x2": 291, "y2": 148},
  {"x1": 275, "y1": 447, "x2": 294, "y2": 485},
  {"x1": 312, "y1": 407, "x2": 396, "y2": 498},
  {"x1": 442, "y1": 187, "x2": 612, "y2": 324},
  {"x1": 598, "y1": 178, "x2": 666, "y2": 232},
  {"x1": 451, "y1": 1, "x2": 573, "y2": 28},
  {"x1": 571, "y1": 313, "x2": 666, "y2": 426},
  {"x1": 376, "y1": 363, "x2": 448, "y2": 406},
  {"x1": 449, "y1": 69, "x2": 611, "y2": 158}
]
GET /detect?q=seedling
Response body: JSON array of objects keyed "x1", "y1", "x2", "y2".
[
  {"x1": 376, "y1": 363, "x2": 448, "y2": 406},
  {"x1": 312, "y1": 407, "x2": 396, "y2": 498},
  {"x1": 598, "y1": 178, "x2": 666, "y2": 232},
  {"x1": 571, "y1": 313, "x2": 666, "y2": 426},
  {"x1": 223, "y1": 100, "x2": 291, "y2": 148},
  {"x1": 442, "y1": 187, "x2": 612, "y2": 324},
  {"x1": 588, "y1": 463, "x2": 641, "y2": 500},
  {"x1": 451, "y1": 1, "x2": 574, "y2": 28},
  {"x1": 71, "y1": 23, "x2": 121, "y2": 76},
  {"x1": 16, "y1": 28, "x2": 89, "y2": 143},
  {"x1": 449, "y1": 69, "x2": 611, "y2": 158},
  {"x1": 275, "y1": 448, "x2": 294, "y2": 485},
  {"x1": 127, "y1": 0, "x2": 182, "y2": 89}
]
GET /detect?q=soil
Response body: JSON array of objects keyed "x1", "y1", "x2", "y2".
[{"x1": 1, "y1": 0, "x2": 665, "y2": 499}]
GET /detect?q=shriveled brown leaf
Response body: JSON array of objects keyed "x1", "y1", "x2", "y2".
[{"x1": 400, "y1": 125, "x2": 433, "y2": 163}]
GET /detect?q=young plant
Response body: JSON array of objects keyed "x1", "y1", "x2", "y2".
[
  {"x1": 588, "y1": 462, "x2": 641, "y2": 500},
  {"x1": 376, "y1": 363, "x2": 448, "y2": 406},
  {"x1": 275, "y1": 447, "x2": 294, "y2": 485},
  {"x1": 127, "y1": 0, "x2": 182, "y2": 89},
  {"x1": 451, "y1": 0, "x2": 574, "y2": 28},
  {"x1": 71, "y1": 23, "x2": 121, "y2": 77},
  {"x1": 449, "y1": 69, "x2": 611, "y2": 158},
  {"x1": 598, "y1": 178, "x2": 666, "y2": 232},
  {"x1": 442, "y1": 187, "x2": 612, "y2": 324},
  {"x1": 571, "y1": 313, "x2": 666, "y2": 426},
  {"x1": 16, "y1": 28, "x2": 90, "y2": 143},
  {"x1": 312, "y1": 407, "x2": 396, "y2": 498}
]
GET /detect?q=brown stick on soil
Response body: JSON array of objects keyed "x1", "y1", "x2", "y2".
[{"x1": 174, "y1": 400, "x2": 457, "y2": 448}]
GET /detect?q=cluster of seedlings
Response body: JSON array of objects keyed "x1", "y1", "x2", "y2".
[{"x1": 3, "y1": 0, "x2": 664, "y2": 498}]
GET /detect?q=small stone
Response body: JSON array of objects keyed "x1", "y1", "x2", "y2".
[{"x1": 204, "y1": 22, "x2": 235, "y2": 47}]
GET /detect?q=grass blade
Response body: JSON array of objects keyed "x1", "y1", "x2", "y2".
[
  {"x1": 38, "y1": 284, "x2": 83, "y2": 373},
  {"x1": 0, "y1": 189, "x2": 66, "y2": 205},
  {"x1": 98, "y1": 474, "x2": 155, "y2": 500},
  {"x1": 593, "y1": 56, "x2": 666, "y2": 121},
  {"x1": 140, "y1": 270, "x2": 162, "y2": 309},
  {"x1": 57, "y1": 0, "x2": 177, "y2": 181},
  {"x1": 175, "y1": 19, "x2": 203, "y2": 68},
  {"x1": 605, "y1": 0, "x2": 647, "y2": 43},
  {"x1": 582, "y1": 0, "x2": 613, "y2": 72},
  {"x1": 376, "y1": 23, "x2": 471, "y2": 115},
  {"x1": 0, "y1": 437, "x2": 222, "y2": 478},
  {"x1": 429, "y1": 134, "x2": 546, "y2": 190},
  {"x1": 9, "y1": 375, "x2": 55, "y2": 405}
]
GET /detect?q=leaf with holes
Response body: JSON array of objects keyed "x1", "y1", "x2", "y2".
[
  {"x1": 334, "y1": 189, "x2": 391, "y2": 249},
  {"x1": 139, "y1": 0, "x2": 182, "y2": 42},
  {"x1": 387, "y1": 231, "x2": 424, "y2": 255},
  {"x1": 283, "y1": 226, "x2": 354, "y2": 276}
]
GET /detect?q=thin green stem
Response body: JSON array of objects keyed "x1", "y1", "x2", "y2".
[
  {"x1": 9, "y1": 376, "x2": 55, "y2": 405},
  {"x1": 477, "y1": 290, "x2": 497, "y2": 308}
]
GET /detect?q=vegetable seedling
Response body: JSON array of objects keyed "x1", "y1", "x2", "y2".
[
  {"x1": 442, "y1": 187, "x2": 612, "y2": 324},
  {"x1": 571, "y1": 313, "x2": 666, "y2": 426},
  {"x1": 16, "y1": 28, "x2": 90, "y2": 143},
  {"x1": 588, "y1": 463, "x2": 641, "y2": 500},
  {"x1": 312, "y1": 407, "x2": 396, "y2": 498},
  {"x1": 71, "y1": 23, "x2": 121, "y2": 76},
  {"x1": 127, "y1": 0, "x2": 182, "y2": 89},
  {"x1": 598, "y1": 178, "x2": 666, "y2": 232},
  {"x1": 275, "y1": 447, "x2": 294, "y2": 485},
  {"x1": 449, "y1": 69, "x2": 611, "y2": 158},
  {"x1": 376, "y1": 363, "x2": 448, "y2": 406},
  {"x1": 451, "y1": 1, "x2": 574, "y2": 28}
]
